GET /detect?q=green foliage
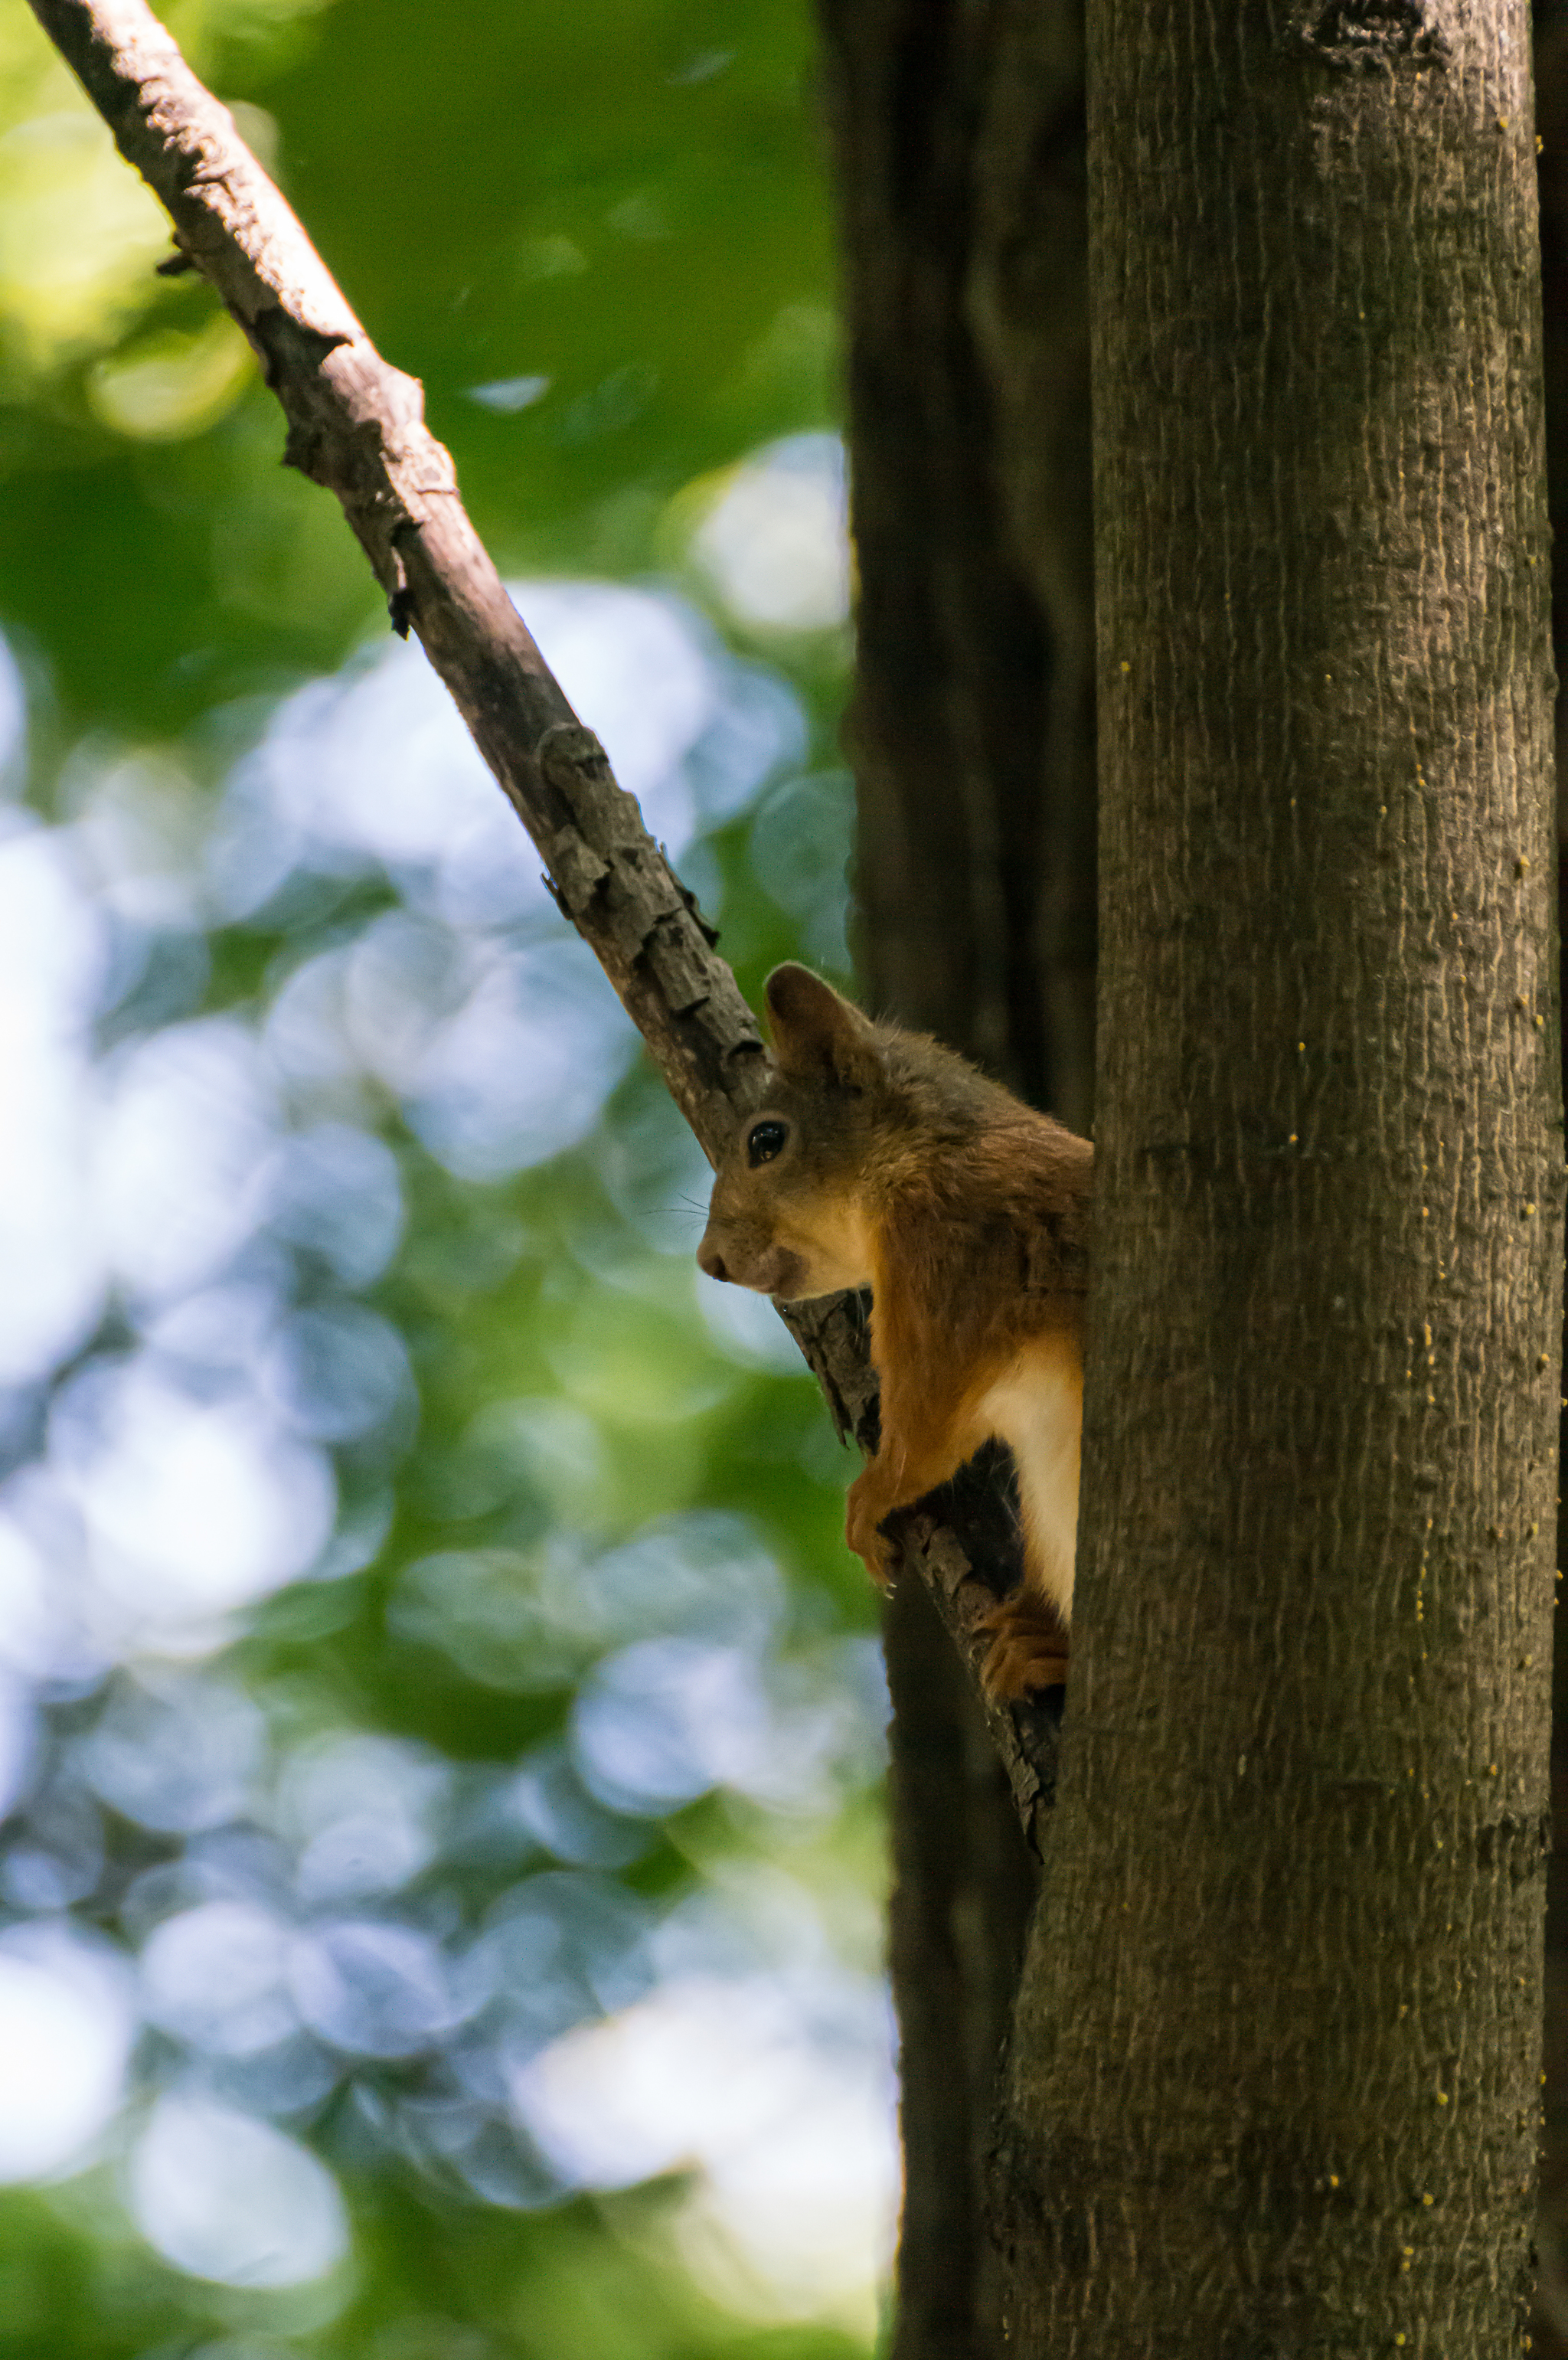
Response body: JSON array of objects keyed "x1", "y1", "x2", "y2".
[{"x1": 0, "y1": 2, "x2": 880, "y2": 2353}]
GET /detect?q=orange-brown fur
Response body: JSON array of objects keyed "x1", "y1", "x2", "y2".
[{"x1": 697, "y1": 965, "x2": 1092, "y2": 1699}]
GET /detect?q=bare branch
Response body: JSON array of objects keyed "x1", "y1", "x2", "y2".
[{"x1": 28, "y1": 0, "x2": 1059, "y2": 1847}]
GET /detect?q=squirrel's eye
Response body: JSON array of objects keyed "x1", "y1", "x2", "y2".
[{"x1": 746, "y1": 1120, "x2": 789, "y2": 1169}]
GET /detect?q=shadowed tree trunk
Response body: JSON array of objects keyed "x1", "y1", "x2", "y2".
[
  {"x1": 815, "y1": 2, "x2": 1093, "y2": 2352},
  {"x1": 985, "y1": 2, "x2": 1562, "y2": 2348}
]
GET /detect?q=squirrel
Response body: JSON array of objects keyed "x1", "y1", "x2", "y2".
[{"x1": 697, "y1": 963, "x2": 1092, "y2": 1701}]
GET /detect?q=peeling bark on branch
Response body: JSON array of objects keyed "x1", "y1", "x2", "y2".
[{"x1": 28, "y1": 0, "x2": 1060, "y2": 1843}]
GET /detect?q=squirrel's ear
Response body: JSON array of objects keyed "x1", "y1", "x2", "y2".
[{"x1": 764, "y1": 964, "x2": 880, "y2": 1089}]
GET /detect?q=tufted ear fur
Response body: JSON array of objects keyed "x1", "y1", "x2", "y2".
[{"x1": 764, "y1": 964, "x2": 882, "y2": 1090}]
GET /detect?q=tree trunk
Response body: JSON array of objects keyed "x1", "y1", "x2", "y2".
[
  {"x1": 883, "y1": 1575, "x2": 1037, "y2": 2358},
  {"x1": 988, "y1": 4, "x2": 1563, "y2": 2349},
  {"x1": 1530, "y1": 10, "x2": 1568, "y2": 2343},
  {"x1": 821, "y1": 0, "x2": 1095, "y2": 1131},
  {"x1": 816, "y1": 2, "x2": 1093, "y2": 2352}
]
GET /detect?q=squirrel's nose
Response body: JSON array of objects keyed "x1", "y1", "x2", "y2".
[{"x1": 697, "y1": 1243, "x2": 730, "y2": 1283}]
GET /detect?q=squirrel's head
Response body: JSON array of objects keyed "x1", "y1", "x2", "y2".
[{"x1": 697, "y1": 964, "x2": 885, "y2": 1301}]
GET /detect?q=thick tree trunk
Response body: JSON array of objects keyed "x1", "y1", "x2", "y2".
[{"x1": 988, "y1": 5, "x2": 1563, "y2": 2349}]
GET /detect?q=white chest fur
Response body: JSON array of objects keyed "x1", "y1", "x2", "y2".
[{"x1": 976, "y1": 1336, "x2": 1083, "y2": 1619}]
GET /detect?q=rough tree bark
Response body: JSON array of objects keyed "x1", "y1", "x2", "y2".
[
  {"x1": 988, "y1": 4, "x2": 1563, "y2": 2351},
  {"x1": 1531, "y1": 8, "x2": 1568, "y2": 2343}
]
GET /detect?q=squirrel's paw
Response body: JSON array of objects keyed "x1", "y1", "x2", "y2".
[
  {"x1": 973, "y1": 1591, "x2": 1070, "y2": 1701},
  {"x1": 844, "y1": 1478, "x2": 897, "y2": 1591}
]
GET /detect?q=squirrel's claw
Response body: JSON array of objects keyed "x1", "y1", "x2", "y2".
[
  {"x1": 844, "y1": 1478, "x2": 897, "y2": 1591},
  {"x1": 973, "y1": 1592, "x2": 1070, "y2": 1701}
]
